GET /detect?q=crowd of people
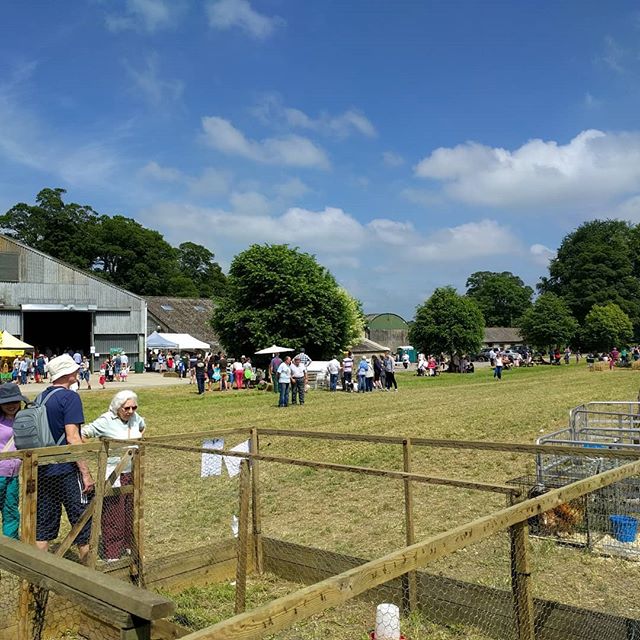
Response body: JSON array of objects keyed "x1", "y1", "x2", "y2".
[{"x1": 0, "y1": 354, "x2": 144, "y2": 563}]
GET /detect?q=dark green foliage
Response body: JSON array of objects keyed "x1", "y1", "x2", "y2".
[
  {"x1": 408, "y1": 286, "x2": 484, "y2": 357},
  {"x1": 465, "y1": 271, "x2": 533, "y2": 327},
  {"x1": 211, "y1": 244, "x2": 355, "y2": 358},
  {"x1": 1, "y1": 188, "x2": 225, "y2": 298},
  {"x1": 519, "y1": 293, "x2": 579, "y2": 350},
  {"x1": 0, "y1": 188, "x2": 98, "y2": 270},
  {"x1": 581, "y1": 303, "x2": 633, "y2": 352},
  {"x1": 540, "y1": 220, "x2": 640, "y2": 333}
]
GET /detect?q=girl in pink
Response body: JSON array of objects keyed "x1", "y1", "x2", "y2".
[{"x1": 0, "y1": 383, "x2": 26, "y2": 539}]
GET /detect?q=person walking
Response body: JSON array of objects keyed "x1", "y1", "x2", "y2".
[
  {"x1": 269, "y1": 353, "x2": 282, "y2": 395},
  {"x1": 195, "y1": 355, "x2": 206, "y2": 394},
  {"x1": 383, "y1": 352, "x2": 398, "y2": 391},
  {"x1": 494, "y1": 352, "x2": 504, "y2": 380}
]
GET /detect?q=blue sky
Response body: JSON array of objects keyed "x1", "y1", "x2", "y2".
[{"x1": 2, "y1": 1, "x2": 640, "y2": 317}]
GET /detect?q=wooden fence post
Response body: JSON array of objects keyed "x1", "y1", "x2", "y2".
[
  {"x1": 402, "y1": 438, "x2": 417, "y2": 613},
  {"x1": 235, "y1": 459, "x2": 251, "y2": 614},
  {"x1": 510, "y1": 520, "x2": 536, "y2": 640},
  {"x1": 250, "y1": 428, "x2": 263, "y2": 574},
  {"x1": 18, "y1": 451, "x2": 37, "y2": 640},
  {"x1": 88, "y1": 442, "x2": 108, "y2": 569},
  {"x1": 131, "y1": 445, "x2": 146, "y2": 586}
]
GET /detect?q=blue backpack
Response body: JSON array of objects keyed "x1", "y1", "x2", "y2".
[{"x1": 12, "y1": 388, "x2": 65, "y2": 450}]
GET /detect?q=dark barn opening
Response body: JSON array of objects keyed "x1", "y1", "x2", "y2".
[{"x1": 23, "y1": 312, "x2": 92, "y2": 357}]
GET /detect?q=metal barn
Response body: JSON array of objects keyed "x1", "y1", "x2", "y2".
[{"x1": 0, "y1": 234, "x2": 146, "y2": 366}]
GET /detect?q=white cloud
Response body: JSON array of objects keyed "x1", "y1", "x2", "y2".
[
  {"x1": 206, "y1": 0, "x2": 284, "y2": 39},
  {"x1": 125, "y1": 54, "x2": 183, "y2": 107},
  {"x1": 610, "y1": 195, "x2": 640, "y2": 222},
  {"x1": 530, "y1": 244, "x2": 556, "y2": 266},
  {"x1": 415, "y1": 130, "x2": 640, "y2": 209},
  {"x1": 274, "y1": 177, "x2": 310, "y2": 200},
  {"x1": 189, "y1": 167, "x2": 231, "y2": 196},
  {"x1": 383, "y1": 151, "x2": 405, "y2": 166},
  {"x1": 139, "y1": 161, "x2": 183, "y2": 182},
  {"x1": 230, "y1": 190, "x2": 271, "y2": 216},
  {"x1": 105, "y1": 0, "x2": 185, "y2": 33},
  {"x1": 201, "y1": 116, "x2": 330, "y2": 169},
  {"x1": 253, "y1": 94, "x2": 376, "y2": 139}
]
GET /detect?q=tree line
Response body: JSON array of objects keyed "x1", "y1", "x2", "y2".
[
  {"x1": 0, "y1": 188, "x2": 227, "y2": 298},
  {"x1": 410, "y1": 219, "x2": 640, "y2": 358}
]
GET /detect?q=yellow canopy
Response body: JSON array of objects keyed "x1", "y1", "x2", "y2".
[{"x1": 0, "y1": 331, "x2": 34, "y2": 356}]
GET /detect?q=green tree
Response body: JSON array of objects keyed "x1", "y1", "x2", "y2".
[
  {"x1": 211, "y1": 244, "x2": 358, "y2": 358},
  {"x1": 581, "y1": 303, "x2": 633, "y2": 352},
  {"x1": 92, "y1": 215, "x2": 194, "y2": 296},
  {"x1": 465, "y1": 271, "x2": 533, "y2": 326},
  {"x1": 408, "y1": 286, "x2": 484, "y2": 360},
  {"x1": 0, "y1": 188, "x2": 98, "y2": 269},
  {"x1": 336, "y1": 287, "x2": 366, "y2": 348},
  {"x1": 177, "y1": 242, "x2": 227, "y2": 298},
  {"x1": 519, "y1": 293, "x2": 579, "y2": 351},
  {"x1": 539, "y1": 220, "x2": 640, "y2": 332}
]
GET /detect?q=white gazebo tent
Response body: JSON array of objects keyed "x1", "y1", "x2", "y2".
[{"x1": 146, "y1": 332, "x2": 209, "y2": 351}]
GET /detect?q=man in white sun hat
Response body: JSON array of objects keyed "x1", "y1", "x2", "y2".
[{"x1": 36, "y1": 354, "x2": 94, "y2": 563}]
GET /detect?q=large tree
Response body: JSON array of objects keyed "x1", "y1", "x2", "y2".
[
  {"x1": 177, "y1": 241, "x2": 227, "y2": 298},
  {"x1": 581, "y1": 303, "x2": 633, "y2": 352},
  {"x1": 0, "y1": 188, "x2": 98, "y2": 269},
  {"x1": 519, "y1": 293, "x2": 579, "y2": 351},
  {"x1": 539, "y1": 219, "x2": 640, "y2": 332},
  {"x1": 465, "y1": 271, "x2": 533, "y2": 326},
  {"x1": 211, "y1": 244, "x2": 358, "y2": 358},
  {"x1": 408, "y1": 286, "x2": 484, "y2": 359}
]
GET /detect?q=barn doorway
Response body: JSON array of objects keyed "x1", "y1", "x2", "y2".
[{"x1": 23, "y1": 312, "x2": 92, "y2": 357}]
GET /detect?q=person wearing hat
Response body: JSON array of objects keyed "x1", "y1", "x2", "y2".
[
  {"x1": 36, "y1": 354, "x2": 95, "y2": 563},
  {"x1": 0, "y1": 383, "x2": 28, "y2": 538}
]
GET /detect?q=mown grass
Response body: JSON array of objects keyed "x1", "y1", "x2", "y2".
[{"x1": 80, "y1": 363, "x2": 640, "y2": 638}]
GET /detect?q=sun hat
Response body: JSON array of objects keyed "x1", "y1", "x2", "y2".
[
  {"x1": 0, "y1": 383, "x2": 29, "y2": 405},
  {"x1": 47, "y1": 354, "x2": 80, "y2": 382}
]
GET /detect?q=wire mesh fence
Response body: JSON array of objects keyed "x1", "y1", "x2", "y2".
[{"x1": 3, "y1": 427, "x2": 640, "y2": 639}]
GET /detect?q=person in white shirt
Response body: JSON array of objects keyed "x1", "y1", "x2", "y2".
[
  {"x1": 289, "y1": 356, "x2": 308, "y2": 405},
  {"x1": 277, "y1": 356, "x2": 292, "y2": 407},
  {"x1": 326, "y1": 357, "x2": 340, "y2": 391}
]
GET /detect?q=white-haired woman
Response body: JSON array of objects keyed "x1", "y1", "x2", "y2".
[{"x1": 82, "y1": 390, "x2": 145, "y2": 562}]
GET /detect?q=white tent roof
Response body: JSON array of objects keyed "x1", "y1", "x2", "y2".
[{"x1": 147, "y1": 332, "x2": 209, "y2": 350}]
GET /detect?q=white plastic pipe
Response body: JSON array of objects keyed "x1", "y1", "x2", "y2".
[{"x1": 375, "y1": 603, "x2": 400, "y2": 640}]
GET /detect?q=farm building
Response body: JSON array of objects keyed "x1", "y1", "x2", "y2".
[
  {"x1": 483, "y1": 327, "x2": 524, "y2": 350},
  {"x1": 0, "y1": 234, "x2": 146, "y2": 364},
  {"x1": 145, "y1": 297, "x2": 219, "y2": 349},
  {"x1": 365, "y1": 312, "x2": 409, "y2": 353}
]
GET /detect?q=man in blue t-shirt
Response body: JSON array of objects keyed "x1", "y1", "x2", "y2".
[{"x1": 36, "y1": 354, "x2": 94, "y2": 563}]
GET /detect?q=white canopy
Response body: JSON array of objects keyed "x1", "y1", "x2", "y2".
[
  {"x1": 254, "y1": 344, "x2": 294, "y2": 355},
  {"x1": 147, "y1": 332, "x2": 209, "y2": 350}
]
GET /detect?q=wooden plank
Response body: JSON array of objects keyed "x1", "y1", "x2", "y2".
[
  {"x1": 55, "y1": 449, "x2": 134, "y2": 559},
  {"x1": 256, "y1": 428, "x2": 640, "y2": 459},
  {"x1": 250, "y1": 428, "x2": 263, "y2": 575},
  {"x1": 402, "y1": 438, "x2": 417, "y2": 613},
  {"x1": 263, "y1": 538, "x2": 635, "y2": 640},
  {"x1": 17, "y1": 451, "x2": 37, "y2": 640},
  {"x1": 132, "y1": 446, "x2": 145, "y2": 586},
  {"x1": 144, "y1": 540, "x2": 239, "y2": 583},
  {"x1": 138, "y1": 441, "x2": 520, "y2": 495},
  {"x1": 510, "y1": 522, "x2": 535, "y2": 640},
  {"x1": 88, "y1": 444, "x2": 109, "y2": 569},
  {"x1": 152, "y1": 618, "x2": 191, "y2": 639},
  {"x1": 0, "y1": 537, "x2": 175, "y2": 620},
  {"x1": 235, "y1": 460, "x2": 250, "y2": 614},
  {"x1": 141, "y1": 427, "x2": 252, "y2": 443},
  {"x1": 178, "y1": 459, "x2": 640, "y2": 639}
]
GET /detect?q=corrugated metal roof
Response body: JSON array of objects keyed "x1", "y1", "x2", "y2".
[{"x1": 483, "y1": 327, "x2": 523, "y2": 343}]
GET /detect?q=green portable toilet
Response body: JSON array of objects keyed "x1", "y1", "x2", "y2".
[{"x1": 397, "y1": 346, "x2": 417, "y2": 363}]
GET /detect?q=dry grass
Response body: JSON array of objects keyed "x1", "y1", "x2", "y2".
[{"x1": 79, "y1": 363, "x2": 640, "y2": 637}]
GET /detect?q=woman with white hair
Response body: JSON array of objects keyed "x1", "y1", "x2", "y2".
[{"x1": 82, "y1": 390, "x2": 145, "y2": 562}]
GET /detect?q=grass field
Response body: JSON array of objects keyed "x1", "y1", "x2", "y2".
[{"x1": 80, "y1": 363, "x2": 640, "y2": 638}]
